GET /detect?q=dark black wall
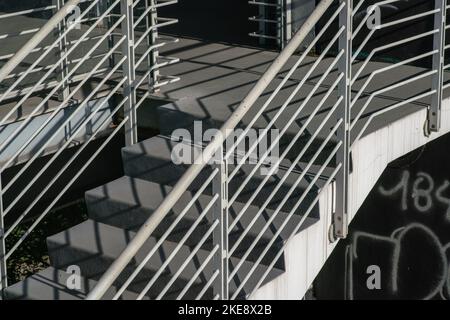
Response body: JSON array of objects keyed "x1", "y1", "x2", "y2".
[
  {"x1": 317, "y1": 0, "x2": 435, "y2": 68},
  {"x1": 314, "y1": 133, "x2": 450, "y2": 300},
  {"x1": 160, "y1": 0, "x2": 259, "y2": 47}
]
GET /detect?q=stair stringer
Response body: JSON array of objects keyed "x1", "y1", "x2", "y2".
[{"x1": 250, "y1": 98, "x2": 450, "y2": 300}]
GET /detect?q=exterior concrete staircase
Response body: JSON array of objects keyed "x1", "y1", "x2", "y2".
[{"x1": 4, "y1": 132, "x2": 326, "y2": 300}]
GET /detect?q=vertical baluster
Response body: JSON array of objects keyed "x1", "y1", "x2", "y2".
[
  {"x1": 148, "y1": 0, "x2": 160, "y2": 91},
  {"x1": 430, "y1": 0, "x2": 446, "y2": 132},
  {"x1": 121, "y1": 0, "x2": 137, "y2": 146},
  {"x1": 333, "y1": 0, "x2": 352, "y2": 241},
  {"x1": 56, "y1": 0, "x2": 70, "y2": 101},
  {"x1": 0, "y1": 175, "x2": 7, "y2": 297},
  {"x1": 279, "y1": 0, "x2": 284, "y2": 48},
  {"x1": 283, "y1": 0, "x2": 293, "y2": 46},
  {"x1": 212, "y1": 144, "x2": 229, "y2": 300},
  {"x1": 106, "y1": 0, "x2": 116, "y2": 69}
]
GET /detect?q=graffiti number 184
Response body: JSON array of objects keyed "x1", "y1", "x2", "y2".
[{"x1": 379, "y1": 170, "x2": 450, "y2": 221}]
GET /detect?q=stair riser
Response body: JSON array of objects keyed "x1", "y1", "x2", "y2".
[
  {"x1": 122, "y1": 148, "x2": 320, "y2": 216},
  {"x1": 85, "y1": 192, "x2": 287, "y2": 268},
  {"x1": 47, "y1": 221, "x2": 284, "y2": 298},
  {"x1": 158, "y1": 108, "x2": 337, "y2": 166}
]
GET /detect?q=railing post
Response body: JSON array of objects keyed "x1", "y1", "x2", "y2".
[
  {"x1": 146, "y1": 0, "x2": 160, "y2": 91},
  {"x1": 106, "y1": 0, "x2": 116, "y2": 69},
  {"x1": 0, "y1": 175, "x2": 7, "y2": 297},
  {"x1": 333, "y1": 0, "x2": 352, "y2": 241},
  {"x1": 55, "y1": 0, "x2": 71, "y2": 101},
  {"x1": 430, "y1": 0, "x2": 446, "y2": 132},
  {"x1": 121, "y1": 0, "x2": 138, "y2": 146},
  {"x1": 212, "y1": 145, "x2": 229, "y2": 300}
]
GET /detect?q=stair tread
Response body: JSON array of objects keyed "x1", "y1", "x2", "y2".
[
  {"x1": 86, "y1": 175, "x2": 318, "y2": 238},
  {"x1": 122, "y1": 135, "x2": 328, "y2": 213},
  {"x1": 4, "y1": 267, "x2": 142, "y2": 300},
  {"x1": 47, "y1": 219, "x2": 284, "y2": 298}
]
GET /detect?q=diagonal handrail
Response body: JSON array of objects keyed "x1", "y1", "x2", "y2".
[
  {"x1": 0, "y1": 0, "x2": 83, "y2": 84},
  {"x1": 86, "y1": 0, "x2": 335, "y2": 300}
]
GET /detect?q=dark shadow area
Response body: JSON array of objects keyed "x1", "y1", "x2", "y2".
[
  {"x1": 313, "y1": 131, "x2": 450, "y2": 300},
  {"x1": 159, "y1": 0, "x2": 260, "y2": 48}
]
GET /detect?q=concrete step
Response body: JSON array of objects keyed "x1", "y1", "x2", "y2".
[
  {"x1": 47, "y1": 219, "x2": 284, "y2": 299},
  {"x1": 3, "y1": 267, "x2": 143, "y2": 300},
  {"x1": 85, "y1": 176, "x2": 318, "y2": 266},
  {"x1": 121, "y1": 135, "x2": 325, "y2": 218},
  {"x1": 157, "y1": 106, "x2": 338, "y2": 167}
]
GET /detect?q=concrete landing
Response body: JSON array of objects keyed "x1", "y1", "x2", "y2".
[{"x1": 152, "y1": 37, "x2": 450, "y2": 299}]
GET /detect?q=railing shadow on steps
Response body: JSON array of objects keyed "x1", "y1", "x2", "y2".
[
  {"x1": 86, "y1": 0, "x2": 449, "y2": 300},
  {"x1": 0, "y1": 0, "x2": 178, "y2": 294}
]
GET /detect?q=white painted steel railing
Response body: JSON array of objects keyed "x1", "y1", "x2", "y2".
[
  {"x1": 87, "y1": 0, "x2": 449, "y2": 300},
  {"x1": 0, "y1": 0, "x2": 447, "y2": 300},
  {"x1": 0, "y1": 0, "x2": 178, "y2": 292}
]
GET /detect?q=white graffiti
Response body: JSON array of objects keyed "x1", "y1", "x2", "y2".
[
  {"x1": 347, "y1": 223, "x2": 450, "y2": 300},
  {"x1": 379, "y1": 170, "x2": 450, "y2": 222}
]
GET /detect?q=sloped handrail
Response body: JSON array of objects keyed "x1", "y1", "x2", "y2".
[
  {"x1": 0, "y1": 0, "x2": 83, "y2": 84},
  {"x1": 86, "y1": 0, "x2": 336, "y2": 300}
]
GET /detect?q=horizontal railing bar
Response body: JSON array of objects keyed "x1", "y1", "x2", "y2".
[
  {"x1": 0, "y1": 31, "x2": 120, "y2": 63},
  {"x1": 136, "y1": 194, "x2": 219, "y2": 299},
  {"x1": 3, "y1": 61, "x2": 126, "y2": 222},
  {"x1": 0, "y1": 0, "x2": 87, "y2": 84},
  {"x1": 5, "y1": 112, "x2": 129, "y2": 260},
  {"x1": 0, "y1": 68, "x2": 110, "y2": 103},
  {"x1": 134, "y1": 56, "x2": 179, "y2": 89},
  {"x1": 4, "y1": 85, "x2": 127, "y2": 241},
  {"x1": 176, "y1": 245, "x2": 219, "y2": 300},
  {"x1": 351, "y1": 50, "x2": 438, "y2": 106},
  {"x1": 353, "y1": 27, "x2": 437, "y2": 63},
  {"x1": 155, "y1": 220, "x2": 219, "y2": 300},
  {"x1": 0, "y1": 32, "x2": 126, "y2": 174},
  {"x1": 132, "y1": 0, "x2": 176, "y2": 9},
  {"x1": 350, "y1": 70, "x2": 436, "y2": 129},
  {"x1": 381, "y1": 9, "x2": 440, "y2": 29},
  {"x1": 228, "y1": 71, "x2": 343, "y2": 210},
  {"x1": 196, "y1": 270, "x2": 219, "y2": 300},
  {"x1": 152, "y1": 74, "x2": 180, "y2": 89},
  {"x1": 0, "y1": 28, "x2": 42, "y2": 40},
  {"x1": 352, "y1": 0, "x2": 365, "y2": 17},
  {"x1": 248, "y1": 163, "x2": 341, "y2": 298},
  {"x1": 86, "y1": 0, "x2": 336, "y2": 300},
  {"x1": 134, "y1": 37, "x2": 178, "y2": 69},
  {"x1": 0, "y1": 19, "x2": 125, "y2": 156},
  {"x1": 351, "y1": 89, "x2": 437, "y2": 147},
  {"x1": 249, "y1": 16, "x2": 279, "y2": 23},
  {"x1": 225, "y1": 1, "x2": 345, "y2": 160},
  {"x1": 231, "y1": 140, "x2": 342, "y2": 299},
  {"x1": 135, "y1": 17, "x2": 178, "y2": 47},
  {"x1": 248, "y1": 32, "x2": 279, "y2": 40},
  {"x1": 112, "y1": 168, "x2": 219, "y2": 299},
  {"x1": 133, "y1": 0, "x2": 178, "y2": 28},
  {"x1": 228, "y1": 44, "x2": 344, "y2": 185},
  {"x1": 352, "y1": 0, "x2": 401, "y2": 40},
  {"x1": 0, "y1": 0, "x2": 120, "y2": 105},
  {"x1": 229, "y1": 93, "x2": 343, "y2": 232},
  {"x1": 352, "y1": 29, "x2": 438, "y2": 82},
  {"x1": 1, "y1": 51, "x2": 125, "y2": 206},
  {"x1": 228, "y1": 120, "x2": 343, "y2": 282},
  {"x1": 0, "y1": 5, "x2": 57, "y2": 19},
  {"x1": 248, "y1": 1, "x2": 281, "y2": 8}
]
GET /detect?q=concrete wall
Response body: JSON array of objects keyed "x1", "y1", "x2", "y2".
[{"x1": 313, "y1": 132, "x2": 450, "y2": 300}]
